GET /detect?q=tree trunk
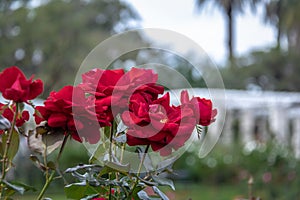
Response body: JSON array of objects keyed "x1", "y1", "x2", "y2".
[
  {"x1": 276, "y1": 0, "x2": 282, "y2": 50},
  {"x1": 227, "y1": 3, "x2": 235, "y2": 68}
]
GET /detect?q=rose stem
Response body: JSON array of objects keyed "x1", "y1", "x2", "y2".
[
  {"x1": 109, "y1": 121, "x2": 116, "y2": 200},
  {"x1": 56, "y1": 134, "x2": 69, "y2": 163},
  {"x1": 120, "y1": 143, "x2": 125, "y2": 164},
  {"x1": 128, "y1": 144, "x2": 150, "y2": 199},
  {"x1": 36, "y1": 171, "x2": 55, "y2": 200},
  {"x1": 109, "y1": 123, "x2": 114, "y2": 162},
  {"x1": 137, "y1": 145, "x2": 150, "y2": 177},
  {"x1": 36, "y1": 134, "x2": 69, "y2": 200},
  {"x1": 0, "y1": 102, "x2": 19, "y2": 198},
  {"x1": 55, "y1": 134, "x2": 69, "y2": 184}
]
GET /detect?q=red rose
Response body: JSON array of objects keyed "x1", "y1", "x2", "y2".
[
  {"x1": 192, "y1": 97, "x2": 217, "y2": 126},
  {"x1": 180, "y1": 90, "x2": 217, "y2": 126},
  {"x1": 0, "y1": 103, "x2": 29, "y2": 127},
  {"x1": 121, "y1": 92, "x2": 153, "y2": 127},
  {"x1": 0, "y1": 66, "x2": 43, "y2": 102},
  {"x1": 123, "y1": 93, "x2": 196, "y2": 156},
  {"x1": 35, "y1": 86, "x2": 100, "y2": 144},
  {"x1": 79, "y1": 68, "x2": 125, "y2": 98},
  {"x1": 113, "y1": 67, "x2": 164, "y2": 107},
  {"x1": 79, "y1": 69, "x2": 125, "y2": 126},
  {"x1": 79, "y1": 68, "x2": 164, "y2": 126},
  {"x1": 110, "y1": 68, "x2": 164, "y2": 121}
]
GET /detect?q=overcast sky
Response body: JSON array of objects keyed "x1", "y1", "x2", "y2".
[{"x1": 125, "y1": 0, "x2": 276, "y2": 65}]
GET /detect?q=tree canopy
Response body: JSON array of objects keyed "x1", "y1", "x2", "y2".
[{"x1": 0, "y1": 0, "x2": 140, "y2": 96}]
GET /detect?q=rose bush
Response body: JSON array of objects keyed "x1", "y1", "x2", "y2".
[{"x1": 0, "y1": 66, "x2": 217, "y2": 200}]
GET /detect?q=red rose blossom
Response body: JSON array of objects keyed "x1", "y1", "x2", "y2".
[
  {"x1": 122, "y1": 92, "x2": 196, "y2": 156},
  {"x1": 112, "y1": 67, "x2": 164, "y2": 107},
  {"x1": 35, "y1": 86, "x2": 100, "y2": 144},
  {"x1": 180, "y1": 90, "x2": 217, "y2": 126},
  {"x1": 79, "y1": 68, "x2": 164, "y2": 126},
  {"x1": 0, "y1": 66, "x2": 43, "y2": 102},
  {"x1": 80, "y1": 68, "x2": 125, "y2": 98}
]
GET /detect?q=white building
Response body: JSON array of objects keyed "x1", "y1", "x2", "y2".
[{"x1": 171, "y1": 89, "x2": 300, "y2": 158}]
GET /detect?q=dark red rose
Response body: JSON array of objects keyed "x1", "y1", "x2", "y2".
[
  {"x1": 192, "y1": 97, "x2": 217, "y2": 126},
  {"x1": 110, "y1": 68, "x2": 164, "y2": 122},
  {"x1": 79, "y1": 68, "x2": 125, "y2": 98},
  {"x1": 180, "y1": 90, "x2": 217, "y2": 126},
  {"x1": 79, "y1": 68, "x2": 164, "y2": 126},
  {"x1": 0, "y1": 103, "x2": 29, "y2": 127},
  {"x1": 123, "y1": 92, "x2": 196, "y2": 156},
  {"x1": 35, "y1": 86, "x2": 100, "y2": 144},
  {"x1": 0, "y1": 66, "x2": 43, "y2": 102},
  {"x1": 112, "y1": 68, "x2": 164, "y2": 107},
  {"x1": 79, "y1": 69, "x2": 125, "y2": 126},
  {"x1": 121, "y1": 92, "x2": 153, "y2": 127}
]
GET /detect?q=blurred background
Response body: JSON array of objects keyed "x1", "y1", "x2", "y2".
[{"x1": 1, "y1": 0, "x2": 300, "y2": 199}]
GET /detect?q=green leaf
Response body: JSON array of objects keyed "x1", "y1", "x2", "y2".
[
  {"x1": 2, "y1": 129, "x2": 20, "y2": 161},
  {"x1": 137, "y1": 177, "x2": 157, "y2": 187},
  {"x1": 64, "y1": 182, "x2": 88, "y2": 199},
  {"x1": 152, "y1": 186, "x2": 169, "y2": 200},
  {"x1": 9, "y1": 181, "x2": 36, "y2": 192},
  {"x1": 80, "y1": 194, "x2": 99, "y2": 200},
  {"x1": 64, "y1": 182, "x2": 103, "y2": 199},
  {"x1": 131, "y1": 185, "x2": 143, "y2": 200},
  {"x1": 137, "y1": 190, "x2": 150, "y2": 200},
  {"x1": 105, "y1": 161, "x2": 130, "y2": 174},
  {"x1": 98, "y1": 166, "x2": 112, "y2": 177},
  {"x1": 151, "y1": 175, "x2": 175, "y2": 190},
  {"x1": 2, "y1": 180, "x2": 25, "y2": 195},
  {"x1": 89, "y1": 139, "x2": 110, "y2": 165},
  {"x1": 65, "y1": 164, "x2": 102, "y2": 174}
]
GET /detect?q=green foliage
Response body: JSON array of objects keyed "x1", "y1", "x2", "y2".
[
  {"x1": 64, "y1": 163, "x2": 174, "y2": 199},
  {"x1": 221, "y1": 48, "x2": 300, "y2": 91},
  {"x1": 0, "y1": 0, "x2": 139, "y2": 96},
  {"x1": 0, "y1": 129, "x2": 19, "y2": 162},
  {"x1": 110, "y1": 49, "x2": 207, "y2": 89},
  {"x1": 174, "y1": 141, "x2": 300, "y2": 199},
  {"x1": 64, "y1": 182, "x2": 105, "y2": 199}
]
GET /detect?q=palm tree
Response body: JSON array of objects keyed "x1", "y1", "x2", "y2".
[
  {"x1": 264, "y1": 0, "x2": 300, "y2": 51},
  {"x1": 278, "y1": 0, "x2": 300, "y2": 51},
  {"x1": 264, "y1": 0, "x2": 282, "y2": 50},
  {"x1": 195, "y1": 0, "x2": 261, "y2": 66}
]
